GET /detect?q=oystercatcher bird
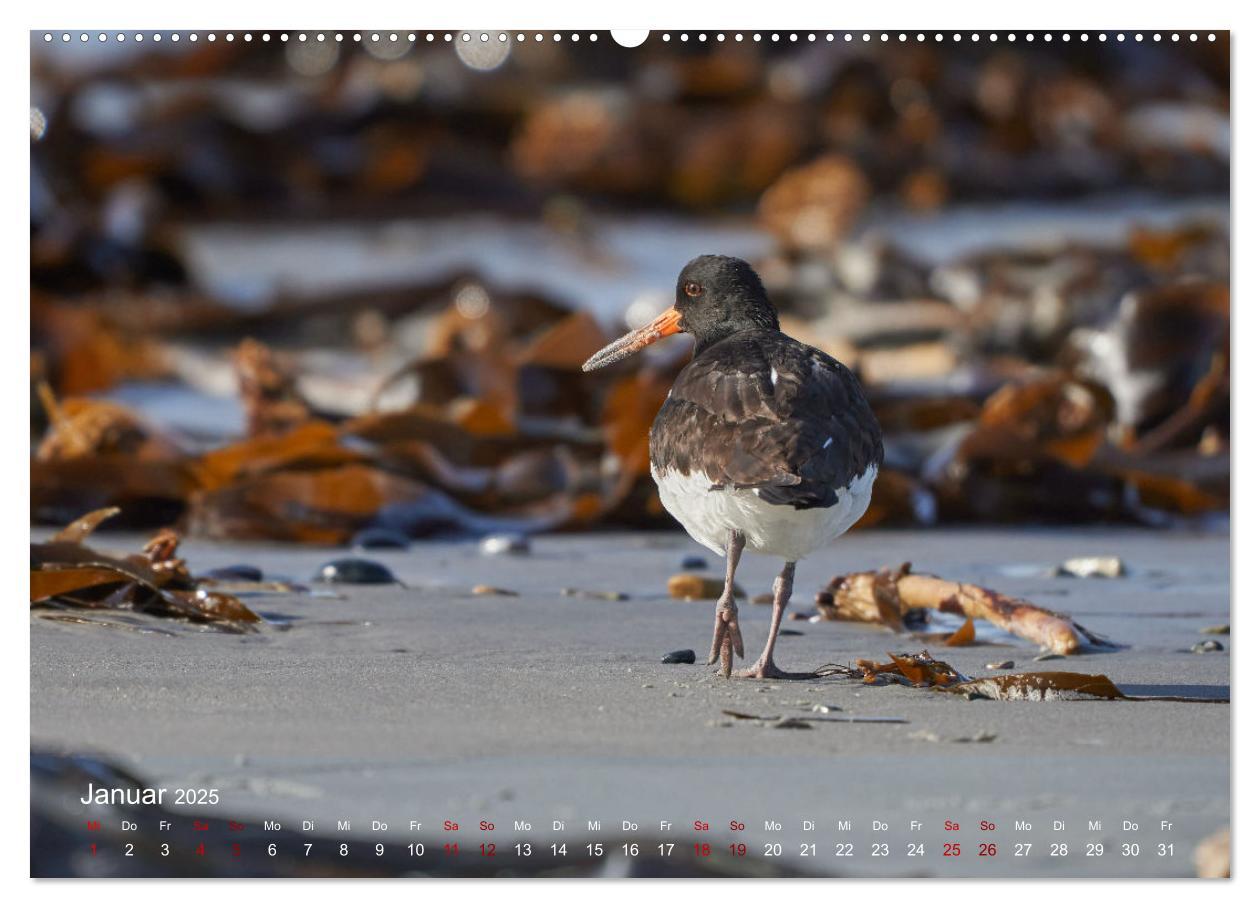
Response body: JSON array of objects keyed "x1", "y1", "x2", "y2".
[{"x1": 583, "y1": 255, "x2": 883, "y2": 679}]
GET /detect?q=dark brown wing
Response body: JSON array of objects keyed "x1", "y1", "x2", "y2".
[{"x1": 649, "y1": 330, "x2": 883, "y2": 510}]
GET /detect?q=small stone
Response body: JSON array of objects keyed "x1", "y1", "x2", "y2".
[
  {"x1": 680, "y1": 555, "x2": 708, "y2": 570},
  {"x1": 667, "y1": 574, "x2": 743, "y2": 600},
  {"x1": 351, "y1": 527, "x2": 410, "y2": 550},
  {"x1": 313, "y1": 558, "x2": 397, "y2": 585},
  {"x1": 778, "y1": 629, "x2": 804, "y2": 636},
  {"x1": 787, "y1": 611, "x2": 811, "y2": 621},
  {"x1": 1056, "y1": 556, "x2": 1125, "y2": 579},
  {"x1": 1199, "y1": 624, "x2": 1230, "y2": 636},
  {"x1": 1033, "y1": 652, "x2": 1063, "y2": 662},
  {"x1": 662, "y1": 649, "x2": 696, "y2": 664},
  {"x1": 751, "y1": 593, "x2": 775, "y2": 605},
  {"x1": 204, "y1": 564, "x2": 264, "y2": 582},
  {"x1": 810, "y1": 704, "x2": 842, "y2": 714},
  {"x1": 471, "y1": 584, "x2": 519, "y2": 596},
  {"x1": 480, "y1": 533, "x2": 531, "y2": 556},
  {"x1": 1191, "y1": 639, "x2": 1224, "y2": 653},
  {"x1": 908, "y1": 729, "x2": 941, "y2": 743},
  {"x1": 986, "y1": 660, "x2": 1016, "y2": 670}
]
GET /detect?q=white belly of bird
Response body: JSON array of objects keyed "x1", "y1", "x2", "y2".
[{"x1": 651, "y1": 463, "x2": 878, "y2": 561}]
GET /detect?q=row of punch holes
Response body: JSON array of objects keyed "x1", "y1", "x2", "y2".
[{"x1": 42, "y1": 31, "x2": 1221, "y2": 45}]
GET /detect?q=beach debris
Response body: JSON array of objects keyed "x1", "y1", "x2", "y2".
[
  {"x1": 722, "y1": 708, "x2": 903, "y2": 726},
  {"x1": 480, "y1": 533, "x2": 531, "y2": 556},
  {"x1": 1191, "y1": 639, "x2": 1224, "y2": 653},
  {"x1": 471, "y1": 584, "x2": 519, "y2": 596},
  {"x1": 771, "y1": 717, "x2": 813, "y2": 730},
  {"x1": 1194, "y1": 828, "x2": 1231, "y2": 878},
  {"x1": 234, "y1": 338, "x2": 312, "y2": 438},
  {"x1": 953, "y1": 730, "x2": 998, "y2": 743},
  {"x1": 351, "y1": 528, "x2": 411, "y2": 550},
  {"x1": 30, "y1": 510, "x2": 261, "y2": 626},
  {"x1": 1033, "y1": 653, "x2": 1064, "y2": 662},
  {"x1": 816, "y1": 563, "x2": 1113, "y2": 655},
  {"x1": 680, "y1": 555, "x2": 708, "y2": 570},
  {"x1": 562, "y1": 588, "x2": 628, "y2": 601},
  {"x1": 662, "y1": 649, "x2": 696, "y2": 664},
  {"x1": 313, "y1": 558, "x2": 398, "y2": 585},
  {"x1": 787, "y1": 611, "x2": 811, "y2": 621},
  {"x1": 816, "y1": 650, "x2": 1228, "y2": 702},
  {"x1": 778, "y1": 629, "x2": 804, "y2": 637},
  {"x1": 1056, "y1": 556, "x2": 1126, "y2": 579},
  {"x1": 1199, "y1": 624, "x2": 1230, "y2": 636},
  {"x1": 203, "y1": 564, "x2": 264, "y2": 582},
  {"x1": 667, "y1": 574, "x2": 744, "y2": 601},
  {"x1": 986, "y1": 660, "x2": 1016, "y2": 670}
]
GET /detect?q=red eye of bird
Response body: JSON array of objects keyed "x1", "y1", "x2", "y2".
[{"x1": 683, "y1": 281, "x2": 702, "y2": 297}]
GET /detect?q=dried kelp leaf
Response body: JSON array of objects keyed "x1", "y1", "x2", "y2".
[
  {"x1": 818, "y1": 563, "x2": 1111, "y2": 655},
  {"x1": 48, "y1": 506, "x2": 120, "y2": 543},
  {"x1": 829, "y1": 650, "x2": 1227, "y2": 703},
  {"x1": 951, "y1": 672, "x2": 1126, "y2": 701},
  {"x1": 31, "y1": 518, "x2": 261, "y2": 625},
  {"x1": 855, "y1": 651, "x2": 968, "y2": 687},
  {"x1": 960, "y1": 373, "x2": 1114, "y2": 469},
  {"x1": 31, "y1": 566, "x2": 130, "y2": 602},
  {"x1": 944, "y1": 617, "x2": 976, "y2": 646},
  {"x1": 192, "y1": 421, "x2": 360, "y2": 490},
  {"x1": 35, "y1": 383, "x2": 183, "y2": 463},
  {"x1": 186, "y1": 463, "x2": 431, "y2": 544},
  {"x1": 234, "y1": 338, "x2": 312, "y2": 437}
]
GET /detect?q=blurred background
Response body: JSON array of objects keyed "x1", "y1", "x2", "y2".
[{"x1": 30, "y1": 31, "x2": 1230, "y2": 544}]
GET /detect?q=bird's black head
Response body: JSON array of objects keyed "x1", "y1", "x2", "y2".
[
  {"x1": 582, "y1": 255, "x2": 779, "y2": 371},
  {"x1": 674, "y1": 255, "x2": 779, "y2": 350}
]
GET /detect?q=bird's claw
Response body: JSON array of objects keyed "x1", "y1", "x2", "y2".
[{"x1": 707, "y1": 603, "x2": 744, "y2": 678}]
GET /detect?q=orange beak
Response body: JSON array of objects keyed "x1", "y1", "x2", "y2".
[{"x1": 581, "y1": 307, "x2": 684, "y2": 372}]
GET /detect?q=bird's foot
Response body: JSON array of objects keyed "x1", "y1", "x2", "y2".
[
  {"x1": 737, "y1": 658, "x2": 815, "y2": 681},
  {"x1": 706, "y1": 600, "x2": 744, "y2": 678}
]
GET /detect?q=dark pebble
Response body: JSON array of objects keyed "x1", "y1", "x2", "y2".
[
  {"x1": 313, "y1": 558, "x2": 398, "y2": 585},
  {"x1": 681, "y1": 555, "x2": 708, "y2": 570},
  {"x1": 662, "y1": 649, "x2": 697, "y2": 664},
  {"x1": 351, "y1": 528, "x2": 411, "y2": 550},
  {"x1": 779, "y1": 629, "x2": 804, "y2": 636},
  {"x1": 204, "y1": 564, "x2": 264, "y2": 582},
  {"x1": 1191, "y1": 639, "x2": 1224, "y2": 653}
]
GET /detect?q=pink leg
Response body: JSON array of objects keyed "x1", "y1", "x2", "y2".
[
  {"x1": 740, "y1": 561, "x2": 812, "y2": 680},
  {"x1": 706, "y1": 530, "x2": 745, "y2": 678}
]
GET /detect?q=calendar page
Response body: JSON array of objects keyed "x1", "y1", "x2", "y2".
[{"x1": 28, "y1": 24, "x2": 1231, "y2": 882}]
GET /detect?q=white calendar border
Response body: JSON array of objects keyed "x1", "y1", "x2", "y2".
[{"x1": 5, "y1": 0, "x2": 1247, "y2": 902}]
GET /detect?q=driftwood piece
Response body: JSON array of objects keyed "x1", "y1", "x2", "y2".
[{"x1": 817, "y1": 562, "x2": 1112, "y2": 655}]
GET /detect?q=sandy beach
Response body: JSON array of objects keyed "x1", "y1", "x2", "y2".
[{"x1": 30, "y1": 525, "x2": 1228, "y2": 877}]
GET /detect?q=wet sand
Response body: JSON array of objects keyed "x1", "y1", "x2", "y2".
[{"x1": 30, "y1": 526, "x2": 1229, "y2": 877}]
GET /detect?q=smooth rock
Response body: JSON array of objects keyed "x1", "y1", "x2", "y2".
[
  {"x1": 661, "y1": 649, "x2": 696, "y2": 664},
  {"x1": 313, "y1": 558, "x2": 398, "y2": 585}
]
